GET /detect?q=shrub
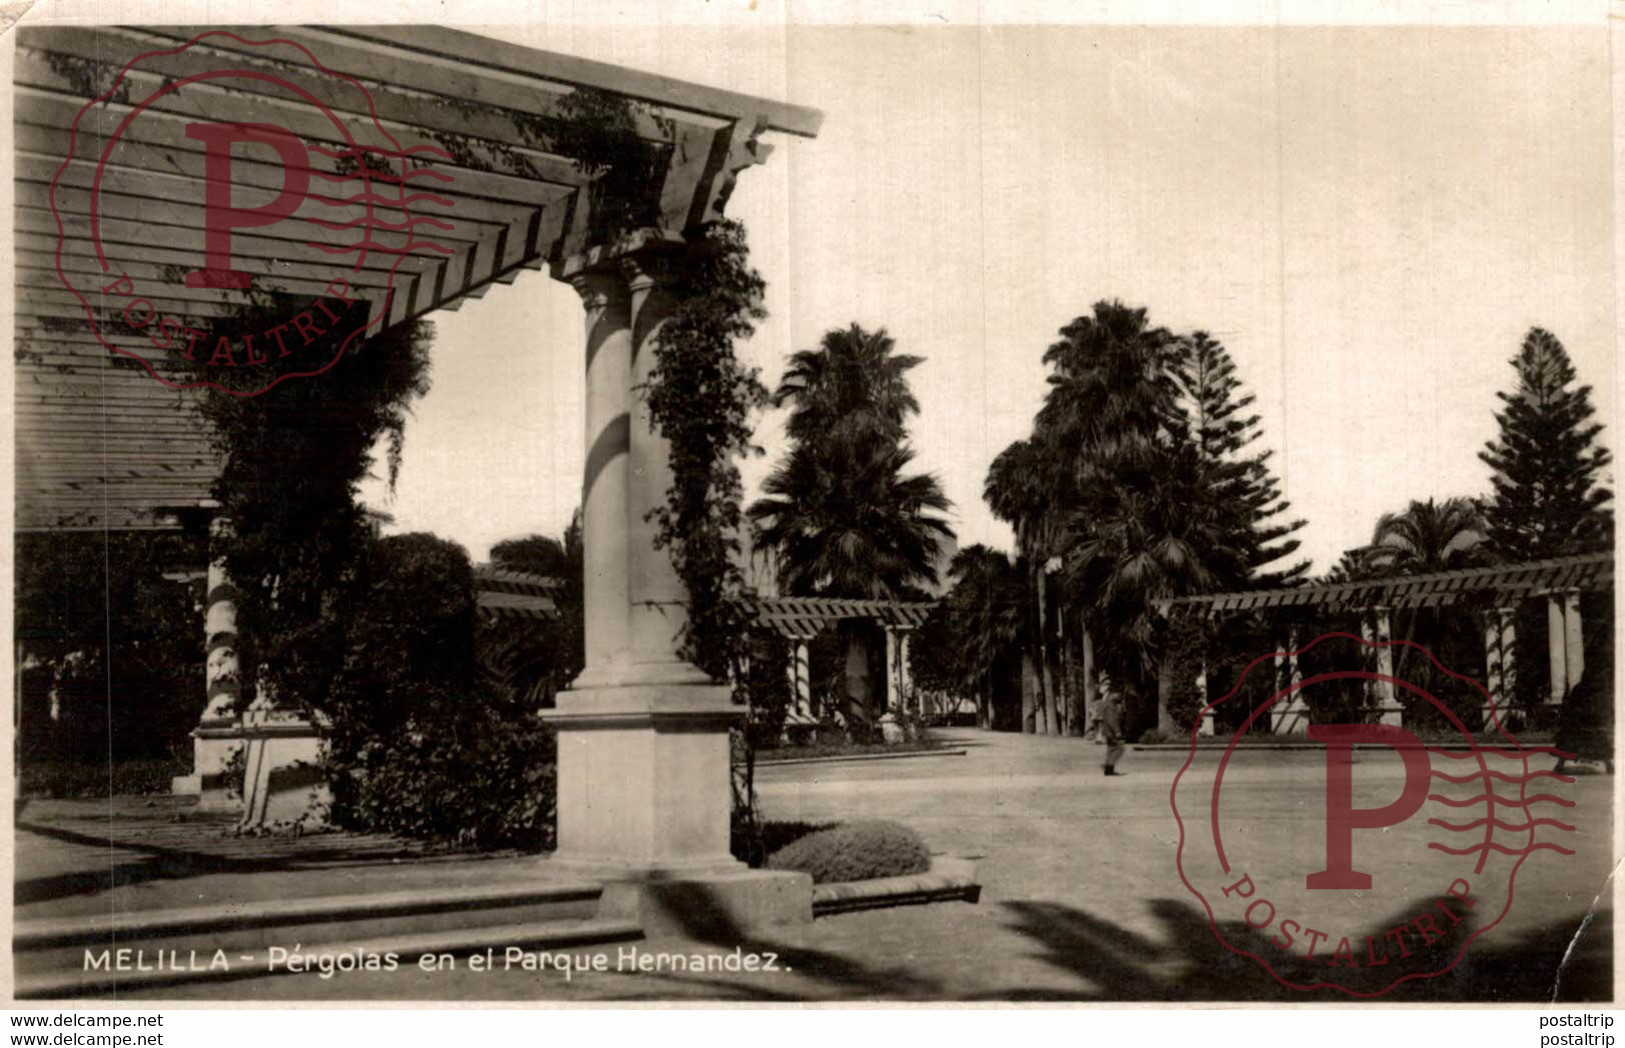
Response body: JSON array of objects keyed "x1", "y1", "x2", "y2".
[
  {"x1": 20, "y1": 757, "x2": 191, "y2": 798},
  {"x1": 323, "y1": 533, "x2": 557, "y2": 851},
  {"x1": 1138, "y1": 728, "x2": 1168, "y2": 745},
  {"x1": 731, "y1": 818, "x2": 834, "y2": 868},
  {"x1": 764, "y1": 819, "x2": 931, "y2": 884},
  {"x1": 335, "y1": 703, "x2": 556, "y2": 851}
]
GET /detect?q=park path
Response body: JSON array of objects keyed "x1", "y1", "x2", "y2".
[{"x1": 25, "y1": 729, "x2": 1614, "y2": 1002}]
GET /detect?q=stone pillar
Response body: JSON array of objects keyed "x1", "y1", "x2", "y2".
[
  {"x1": 176, "y1": 516, "x2": 245, "y2": 809},
  {"x1": 1373, "y1": 607, "x2": 1400, "y2": 726},
  {"x1": 1482, "y1": 606, "x2": 1517, "y2": 731},
  {"x1": 882, "y1": 628, "x2": 896, "y2": 711},
  {"x1": 1081, "y1": 626, "x2": 1098, "y2": 736},
  {"x1": 541, "y1": 249, "x2": 741, "y2": 879},
  {"x1": 1197, "y1": 662, "x2": 1214, "y2": 737},
  {"x1": 1563, "y1": 589, "x2": 1585, "y2": 695},
  {"x1": 1271, "y1": 627, "x2": 1307, "y2": 734},
  {"x1": 1547, "y1": 595, "x2": 1568, "y2": 705},
  {"x1": 572, "y1": 271, "x2": 635, "y2": 686},
  {"x1": 898, "y1": 631, "x2": 919, "y2": 717},
  {"x1": 787, "y1": 640, "x2": 811, "y2": 719}
]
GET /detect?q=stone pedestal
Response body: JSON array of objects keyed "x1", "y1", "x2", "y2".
[
  {"x1": 183, "y1": 723, "x2": 245, "y2": 812},
  {"x1": 543, "y1": 685, "x2": 742, "y2": 878},
  {"x1": 239, "y1": 705, "x2": 328, "y2": 830}
]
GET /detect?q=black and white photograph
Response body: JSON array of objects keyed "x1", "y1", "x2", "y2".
[{"x1": 3, "y1": 0, "x2": 1618, "y2": 1017}]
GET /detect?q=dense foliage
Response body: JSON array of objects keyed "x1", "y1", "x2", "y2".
[
  {"x1": 327, "y1": 534, "x2": 556, "y2": 851},
  {"x1": 190, "y1": 296, "x2": 433, "y2": 720},
  {"x1": 750, "y1": 324, "x2": 954, "y2": 600},
  {"x1": 985, "y1": 302, "x2": 1302, "y2": 736},
  {"x1": 642, "y1": 220, "x2": 771, "y2": 682},
  {"x1": 908, "y1": 545, "x2": 1026, "y2": 728},
  {"x1": 484, "y1": 517, "x2": 585, "y2": 705},
  {"x1": 15, "y1": 531, "x2": 204, "y2": 766},
  {"x1": 1480, "y1": 327, "x2": 1613, "y2": 560}
]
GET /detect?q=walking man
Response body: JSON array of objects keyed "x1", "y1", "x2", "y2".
[{"x1": 1100, "y1": 690, "x2": 1126, "y2": 776}]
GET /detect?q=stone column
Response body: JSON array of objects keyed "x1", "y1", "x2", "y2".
[
  {"x1": 1081, "y1": 626, "x2": 1098, "y2": 736},
  {"x1": 542, "y1": 248, "x2": 740, "y2": 879},
  {"x1": 787, "y1": 640, "x2": 811, "y2": 719},
  {"x1": 1271, "y1": 628, "x2": 1307, "y2": 734},
  {"x1": 1547, "y1": 595, "x2": 1568, "y2": 705},
  {"x1": 1563, "y1": 589, "x2": 1585, "y2": 695},
  {"x1": 1196, "y1": 663, "x2": 1214, "y2": 737},
  {"x1": 1482, "y1": 606, "x2": 1517, "y2": 731},
  {"x1": 883, "y1": 628, "x2": 900, "y2": 713},
  {"x1": 898, "y1": 631, "x2": 918, "y2": 717},
  {"x1": 180, "y1": 515, "x2": 245, "y2": 810},
  {"x1": 571, "y1": 271, "x2": 635, "y2": 686},
  {"x1": 1373, "y1": 607, "x2": 1400, "y2": 726}
]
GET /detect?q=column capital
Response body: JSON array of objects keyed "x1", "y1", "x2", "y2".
[
  {"x1": 618, "y1": 248, "x2": 688, "y2": 295},
  {"x1": 552, "y1": 227, "x2": 687, "y2": 285},
  {"x1": 568, "y1": 268, "x2": 631, "y2": 312}
]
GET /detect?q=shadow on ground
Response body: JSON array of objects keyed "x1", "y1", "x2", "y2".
[
  {"x1": 15, "y1": 818, "x2": 430, "y2": 907},
  {"x1": 991, "y1": 894, "x2": 1611, "y2": 1003},
  {"x1": 623, "y1": 882, "x2": 1610, "y2": 1003}
]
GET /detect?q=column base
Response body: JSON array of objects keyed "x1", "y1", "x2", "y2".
[
  {"x1": 542, "y1": 679, "x2": 741, "y2": 876},
  {"x1": 239, "y1": 708, "x2": 328, "y2": 830},
  {"x1": 179, "y1": 721, "x2": 245, "y2": 811},
  {"x1": 1270, "y1": 700, "x2": 1309, "y2": 734}
]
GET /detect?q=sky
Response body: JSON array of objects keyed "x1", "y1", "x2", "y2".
[{"x1": 356, "y1": 18, "x2": 1615, "y2": 577}]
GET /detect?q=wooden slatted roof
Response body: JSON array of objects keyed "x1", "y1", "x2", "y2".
[
  {"x1": 470, "y1": 568, "x2": 937, "y2": 639},
  {"x1": 735, "y1": 596, "x2": 937, "y2": 641},
  {"x1": 1158, "y1": 552, "x2": 1613, "y2": 616},
  {"x1": 473, "y1": 565, "x2": 565, "y2": 620},
  {"x1": 14, "y1": 25, "x2": 821, "y2": 532}
]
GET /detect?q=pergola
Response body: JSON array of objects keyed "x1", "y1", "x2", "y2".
[
  {"x1": 1157, "y1": 552, "x2": 1612, "y2": 735},
  {"x1": 14, "y1": 24, "x2": 822, "y2": 883},
  {"x1": 476, "y1": 574, "x2": 939, "y2": 724},
  {"x1": 734, "y1": 595, "x2": 937, "y2": 723}
]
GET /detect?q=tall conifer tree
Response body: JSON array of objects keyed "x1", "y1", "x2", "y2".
[
  {"x1": 1479, "y1": 327, "x2": 1612, "y2": 560},
  {"x1": 1169, "y1": 331, "x2": 1308, "y2": 586}
]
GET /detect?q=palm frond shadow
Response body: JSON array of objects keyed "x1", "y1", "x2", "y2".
[{"x1": 986, "y1": 895, "x2": 1611, "y2": 1002}]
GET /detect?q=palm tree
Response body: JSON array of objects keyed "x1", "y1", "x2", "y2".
[
  {"x1": 750, "y1": 438, "x2": 952, "y2": 599},
  {"x1": 773, "y1": 324, "x2": 923, "y2": 448},
  {"x1": 1062, "y1": 441, "x2": 1246, "y2": 690},
  {"x1": 1357, "y1": 497, "x2": 1488, "y2": 683},
  {"x1": 750, "y1": 324, "x2": 954, "y2": 727},
  {"x1": 1038, "y1": 302, "x2": 1247, "y2": 735},
  {"x1": 985, "y1": 438, "x2": 1064, "y2": 734},
  {"x1": 1360, "y1": 497, "x2": 1488, "y2": 577},
  {"x1": 944, "y1": 545, "x2": 1026, "y2": 729}
]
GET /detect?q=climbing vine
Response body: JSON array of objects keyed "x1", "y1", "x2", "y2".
[
  {"x1": 641, "y1": 219, "x2": 770, "y2": 683},
  {"x1": 187, "y1": 293, "x2": 433, "y2": 717}
]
